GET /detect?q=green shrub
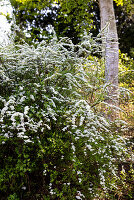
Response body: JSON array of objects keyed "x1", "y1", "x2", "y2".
[{"x1": 0, "y1": 34, "x2": 127, "y2": 199}]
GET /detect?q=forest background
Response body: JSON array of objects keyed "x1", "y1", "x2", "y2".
[{"x1": 0, "y1": 0, "x2": 134, "y2": 199}]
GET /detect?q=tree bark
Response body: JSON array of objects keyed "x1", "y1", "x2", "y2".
[{"x1": 99, "y1": 0, "x2": 119, "y2": 120}]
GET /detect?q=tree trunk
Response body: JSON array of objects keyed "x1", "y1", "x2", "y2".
[{"x1": 99, "y1": 0, "x2": 119, "y2": 120}]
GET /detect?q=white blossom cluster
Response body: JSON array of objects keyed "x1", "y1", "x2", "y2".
[
  {"x1": 0, "y1": 36, "x2": 94, "y2": 140},
  {"x1": 0, "y1": 35, "x2": 127, "y2": 198}
]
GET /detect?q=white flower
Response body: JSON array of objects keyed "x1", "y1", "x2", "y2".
[
  {"x1": 71, "y1": 143, "x2": 75, "y2": 152},
  {"x1": 18, "y1": 132, "x2": 24, "y2": 138},
  {"x1": 79, "y1": 116, "x2": 85, "y2": 126},
  {"x1": 30, "y1": 94, "x2": 35, "y2": 101},
  {"x1": 76, "y1": 196, "x2": 82, "y2": 200},
  {"x1": 22, "y1": 186, "x2": 26, "y2": 190},
  {"x1": 24, "y1": 106, "x2": 29, "y2": 115},
  {"x1": 25, "y1": 138, "x2": 32, "y2": 143},
  {"x1": 20, "y1": 96, "x2": 26, "y2": 103},
  {"x1": 1, "y1": 106, "x2": 8, "y2": 115},
  {"x1": 77, "y1": 171, "x2": 82, "y2": 175},
  {"x1": 11, "y1": 112, "x2": 24, "y2": 128},
  {"x1": 62, "y1": 126, "x2": 69, "y2": 131},
  {"x1": 19, "y1": 86, "x2": 23, "y2": 91},
  {"x1": 78, "y1": 178, "x2": 82, "y2": 183},
  {"x1": 76, "y1": 191, "x2": 85, "y2": 199},
  {"x1": 86, "y1": 144, "x2": 93, "y2": 151},
  {"x1": 43, "y1": 170, "x2": 47, "y2": 175},
  {"x1": 10, "y1": 105, "x2": 14, "y2": 110}
]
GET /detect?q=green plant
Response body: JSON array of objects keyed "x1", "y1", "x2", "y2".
[
  {"x1": 7, "y1": 193, "x2": 19, "y2": 200},
  {"x1": 0, "y1": 33, "x2": 128, "y2": 199}
]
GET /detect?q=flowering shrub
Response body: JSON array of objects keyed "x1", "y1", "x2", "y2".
[{"x1": 0, "y1": 35, "x2": 127, "y2": 199}]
